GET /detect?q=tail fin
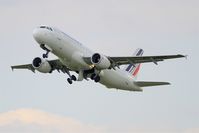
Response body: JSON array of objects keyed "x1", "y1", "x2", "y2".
[{"x1": 124, "y1": 48, "x2": 144, "y2": 77}]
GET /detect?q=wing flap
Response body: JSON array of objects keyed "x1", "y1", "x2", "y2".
[{"x1": 135, "y1": 81, "x2": 170, "y2": 87}]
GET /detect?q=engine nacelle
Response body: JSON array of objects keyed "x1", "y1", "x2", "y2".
[
  {"x1": 91, "y1": 53, "x2": 111, "y2": 69},
  {"x1": 32, "y1": 57, "x2": 52, "y2": 73}
]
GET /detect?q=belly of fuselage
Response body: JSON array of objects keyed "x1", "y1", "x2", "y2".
[{"x1": 99, "y1": 69, "x2": 136, "y2": 91}]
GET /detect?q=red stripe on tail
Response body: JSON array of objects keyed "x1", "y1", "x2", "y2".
[{"x1": 132, "y1": 64, "x2": 141, "y2": 76}]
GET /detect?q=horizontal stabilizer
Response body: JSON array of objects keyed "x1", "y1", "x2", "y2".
[{"x1": 135, "y1": 81, "x2": 170, "y2": 87}]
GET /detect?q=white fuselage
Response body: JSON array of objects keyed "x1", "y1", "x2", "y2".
[{"x1": 33, "y1": 27, "x2": 141, "y2": 91}]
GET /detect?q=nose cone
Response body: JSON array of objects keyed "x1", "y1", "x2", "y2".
[
  {"x1": 33, "y1": 28, "x2": 39, "y2": 41},
  {"x1": 33, "y1": 28, "x2": 43, "y2": 44}
]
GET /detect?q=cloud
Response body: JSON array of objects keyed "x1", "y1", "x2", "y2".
[
  {"x1": 0, "y1": 108, "x2": 103, "y2": 133},
  {"x1": 0, "y1": 108, "x2": 198, "y2": 133},
  {"x1": 182, "y1": 128, "x2": 199, "y2": 133}
]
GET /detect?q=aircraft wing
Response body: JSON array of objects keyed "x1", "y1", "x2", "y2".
[
  {"x1": 135, "y1": 81, "x2": 170, "y2": 87},
  {"x1": 108, "y1": 54, "x2": 185, "y2": 66},
  {"x1": 11, "y1": 64, "x2": 35, "y2": 72},
  {"x1": 11, "y1": 59, "x2": 70, "y2": 73},
  {"x1": 84, "y1": 54, "x2": 185, "y2": 68}
]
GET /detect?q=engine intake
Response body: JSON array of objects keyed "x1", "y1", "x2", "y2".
[
  {"x1": 32, "y1": 57, "x2": 52, "y2": 73},
  {"x1": 92, "y1": 53, "x2": 101, "y2": 64},
  {"x1": 91, "y1": 53, "x2": 111, "y2": 70}
]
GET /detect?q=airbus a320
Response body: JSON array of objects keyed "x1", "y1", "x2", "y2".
[{"x1": 11, "y1": 26, "x2": 185, "y2": 91}]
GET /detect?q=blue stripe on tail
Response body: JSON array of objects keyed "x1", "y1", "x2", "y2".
[{"x1": 125, "y1": 48, "x2": 144, "y2": 73}]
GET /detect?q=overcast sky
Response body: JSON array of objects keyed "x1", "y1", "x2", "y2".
[{"x1": 0, "y1": 0, "x2": 198, "y2": 133}]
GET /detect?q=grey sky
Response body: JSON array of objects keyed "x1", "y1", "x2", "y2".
[{"x1": 0, "y1": 0, "x2": 198, "y2": 132}]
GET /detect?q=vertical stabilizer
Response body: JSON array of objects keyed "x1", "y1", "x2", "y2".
[{"x1": 124, "y1": 48, "x2": 144, "y2": 78}]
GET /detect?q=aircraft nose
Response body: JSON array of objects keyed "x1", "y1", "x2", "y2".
[
  {"x1": 33, "y1": 28, "x2": 43, "y2": 43},
  {"x1": 33, "y1": 28, "x2": 39, "y2": 40}
]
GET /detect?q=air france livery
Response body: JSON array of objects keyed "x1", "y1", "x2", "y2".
[{"x1": 11, "y1": 26, "x2": 185, "y2": 91}]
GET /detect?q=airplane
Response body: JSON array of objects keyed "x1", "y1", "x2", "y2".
[{"x1": 11, "y1": 25, "x2": 185, "y2": 91}]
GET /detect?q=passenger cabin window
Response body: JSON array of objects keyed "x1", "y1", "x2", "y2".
[{"x1": 39, "y1": 26, "x2": 53, "y2": 31}]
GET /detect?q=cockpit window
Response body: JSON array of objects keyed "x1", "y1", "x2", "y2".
[
  {"x1": 40, "y1": 26, "x2": 46, "y2": 28},
  {"x1": 39, "y1": 26, "x2": 53, "y2": 31}
]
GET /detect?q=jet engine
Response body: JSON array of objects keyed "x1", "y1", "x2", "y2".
[
  {"x1": 32, "y1": 57, "x2": 52, "y2": 73},
  {"x1": 91, "y1": 53, "x2": 111, "y2": 69}
]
